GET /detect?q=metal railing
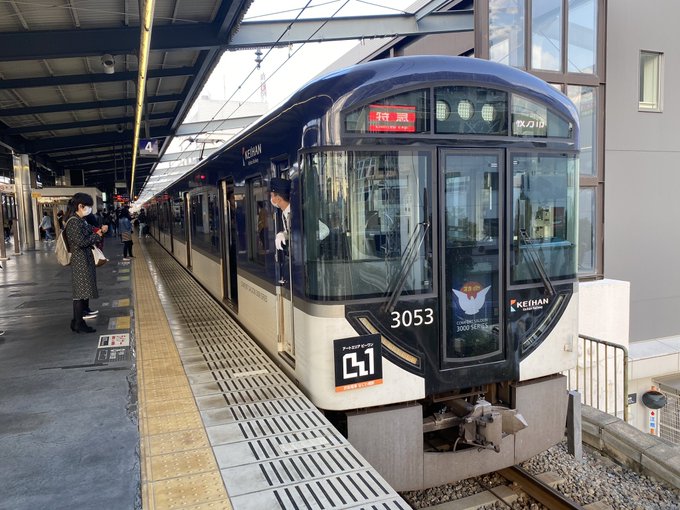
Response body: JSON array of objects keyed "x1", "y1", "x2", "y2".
[{"x1": 565, "y1": 334, "x2": 629, "y2": 422}]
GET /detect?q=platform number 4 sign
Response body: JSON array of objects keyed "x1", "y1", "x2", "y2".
[
  {"x1": 139, "y1": 139, "x2": 159, "y2": 157},
  {"x1": 334, "y1": 334, "x2": 383, "y2": 392}
]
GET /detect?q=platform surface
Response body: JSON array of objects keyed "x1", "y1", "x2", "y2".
[{"x1": 0, "y1": 236, "x2": 408, "y2": 510}]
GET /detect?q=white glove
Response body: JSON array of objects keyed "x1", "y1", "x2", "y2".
[{"x1": 275, "y1": 231, "x2": 288, "y2": 250}]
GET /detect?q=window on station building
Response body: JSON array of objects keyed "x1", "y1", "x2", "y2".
[
  {"x1": 578, "y1": 187, "x2": 596, "y2": 274},
  {"x1": 531, "y1": 0, "x2": 562, "y2": 72},
  {"x1": 567, "y1": 85, "x2": 597, "y2": 176},
  {"x1": 489, "y1": 0, "x2": 525, "y2": 68},
  {"x1": 639, "y1": 51, "x2": 662, "y2": 112},
  {"x1": 568, "y1": 0, "x2": 598, "y2": 74}
]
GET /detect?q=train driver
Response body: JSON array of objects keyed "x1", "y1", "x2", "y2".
[{"x1": 270, "y1": 177, "x2": 329, "y2": 252}]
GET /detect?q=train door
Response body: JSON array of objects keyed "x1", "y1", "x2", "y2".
[
  {"x1": 219, "y1": 178, "x2": 238, "y2": 309},
  {"x1": 184, "y1": 193, "x2": 192, "y2": 268},
  {"x1": 272, "y1": 157, "x2": 295, "y2": 361},
  {"x1": 439, "y1": 149, "x2": 515, "y2": 385}
]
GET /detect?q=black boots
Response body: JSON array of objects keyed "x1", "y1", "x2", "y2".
[{"x1": 71, "y1": 299, "x2": 96, "y2": 334}]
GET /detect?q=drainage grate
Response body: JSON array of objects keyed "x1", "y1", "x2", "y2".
[{"x1": 142, "y1": 242, "x2": 406, "y2": 510}]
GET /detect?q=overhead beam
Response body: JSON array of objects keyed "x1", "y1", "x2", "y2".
[
  {"x1": 47, "y1": 146, "x2": 132, "y2": 161},
  {"x1": 0, "y1": 24, "x2": 219, "y2": 61},
  {"x1": 54, "y1": 151, "x2": 133, "y2": 164},
  {"x1": 76, "y1": 160, "x2": 155, "y2": 173},
  {"x1": 0, "y1": 11, "x2": 473, "y2": 61},
  {"x1": 0, "y1": 67, "x2": 195, "y2": 91},
  {"x1": 2, "y1": 112, "x2": 174, "y2": 135},
  {"x1": 228, "y1": 11, "x2": 473, "y2": 48},
  {"x1": 27, "y1": 127, "x2": 171, "y2": 153},
  {"x1": 0, "y1": 93, "x2": 184, "y2": 117}
]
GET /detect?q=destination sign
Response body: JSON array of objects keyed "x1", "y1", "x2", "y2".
[{"x1": 368, "y1": 104, "x2": 416, "y2": 133}]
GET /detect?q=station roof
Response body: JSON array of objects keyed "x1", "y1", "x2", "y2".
[
  {"x1": 0, "y1": 0, "x2": 473, "y2": 200},
  {"x1": 0, "y1": 0, "x2": 253, "y2": 195}
]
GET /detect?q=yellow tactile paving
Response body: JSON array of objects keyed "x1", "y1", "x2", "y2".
[{"x1": 133, "y1": 251, "x2": 232, "y2": 510}]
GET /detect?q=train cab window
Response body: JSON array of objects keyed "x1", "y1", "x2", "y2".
[
  {"x1": 344, "y1": 89, "x2": 429, "y2": 134},
  {"x1": 511, "y1": 95, "x2": 572, "y2": 138},
  {"x1": 302, "y1": 150, "x2": 432, "y2": 300},
  {"x1": 189, "y1": 186, "x2": 221, "y2": 259},
  {"x1": 511, "y1": 154, "x2": 578, "y2": 285},
  {"x1": 434, "y1": 86, "x2": 508, "y2": 135}
]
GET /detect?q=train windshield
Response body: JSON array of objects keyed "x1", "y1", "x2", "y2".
[
  {"x1": 511, "y1": 153, "x2": 578, "y2": 285},
  {"x1": 301, "y1": 150, "x2": 432, "y2": 300}
]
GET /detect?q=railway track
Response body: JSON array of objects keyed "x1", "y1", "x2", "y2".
[{"x1": 496, "y1": 466, "x2": 586, "y2": 510}]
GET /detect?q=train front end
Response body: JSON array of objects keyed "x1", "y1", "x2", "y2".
[{"x1": 293, "y1": 57, "x2": 580, "y2": 489}]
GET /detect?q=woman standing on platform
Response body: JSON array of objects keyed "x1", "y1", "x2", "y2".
[
  {"x1": 118, "y1": 207, "x2": 134, "y2": 260},
  {"x1": 64, "y1": 193, "x2": 108, "y2": 334}
]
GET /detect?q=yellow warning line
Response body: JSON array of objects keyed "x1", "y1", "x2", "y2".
[{"x1": 133, "y1": 250, "x2": 232, "y2": 509}]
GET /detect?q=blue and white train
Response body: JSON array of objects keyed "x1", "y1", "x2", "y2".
[{"x1": 146, "y1": 55, "x2": 579, "y2": 489}]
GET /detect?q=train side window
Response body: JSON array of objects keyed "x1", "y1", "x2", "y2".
[
  {"x1": 245, "y1": 177, "x2": 270, "y2": 266},
  {"x1": 173, "y1": 192, "x2": 186, "y2": 241},
  {"x1": 189, "y1": 185, "x2": 221, "y2": 259}
]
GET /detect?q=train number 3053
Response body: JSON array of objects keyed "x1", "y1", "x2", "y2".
[{"x1": 390, "y1": 308, "x2": 434, "y2": 328}]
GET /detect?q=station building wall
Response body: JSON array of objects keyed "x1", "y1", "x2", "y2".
[{"x1": 605, "y1": 0, "x2": 680, "y2": 342}]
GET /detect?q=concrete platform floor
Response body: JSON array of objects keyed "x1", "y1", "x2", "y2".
[{"x1": 0, "y1": 239, "x2": 139, "y2": 510}]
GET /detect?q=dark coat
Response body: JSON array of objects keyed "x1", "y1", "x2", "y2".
[{"x1": 64, "y1": 216, "x2": 100, "y2": 299}]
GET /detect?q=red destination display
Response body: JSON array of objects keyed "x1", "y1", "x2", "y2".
[{"x1": 368, "y1": 104, "x2": 416, "y2": 132}]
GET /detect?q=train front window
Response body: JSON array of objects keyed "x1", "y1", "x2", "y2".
[
  {"x1": 442, "y1": 152, "x2": 501, "y2": 361},
  {"x1": 511, "y1": 154, "x2": 578, "y2": 285},
  {"x1": 302, "y1": 150, "x2": 432, "y2": 300}
]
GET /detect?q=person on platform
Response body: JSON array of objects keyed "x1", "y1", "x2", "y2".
[
  {"x1": 56, "y1": 210, "x2": 65, "y2": 231},
  {"x1": 118, "y1": 207, "x2": 134, "y2": 260},
  {"x1": 39, "y1": 211, "x2": 54, "y2": 241},
  {"x1": 63, "y1": 193, "x2": 108, "y2": 334},
  {"x1": 137, "y1": 208, "x2": 147, "y2": 238}
]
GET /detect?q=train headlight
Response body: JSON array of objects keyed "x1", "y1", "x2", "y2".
[
  {"x1": 436, "y1": 100, "x2": 451, "y2": 121},
  {"x1": 481, "y1": 103, "x2": 496, "y2": 122},
  {"x1": 457, "y1": 99, "x2": 474, "y2": 120}
]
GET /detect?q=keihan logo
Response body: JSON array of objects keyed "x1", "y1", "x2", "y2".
[
  {"x1": 453, "y1": 281, "x2": 491, "y2": 315},
  {"x1": 510, "y1": 297, "x2": 550, "y2": 312}
]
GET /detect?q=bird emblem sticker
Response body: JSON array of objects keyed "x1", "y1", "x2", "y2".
[
  {"x1": 452, "y1": 281, "x2": 492, "y2": 334},
  {"x1": 453, "y1": 282, "x2": 491, "y2": 315}
]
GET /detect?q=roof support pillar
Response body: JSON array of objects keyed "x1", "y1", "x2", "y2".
[{"x1": 13, "y1": 154, "x2": 35, "y2": 251}]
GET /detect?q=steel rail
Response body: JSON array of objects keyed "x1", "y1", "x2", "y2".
[{"x1": 498, "y1": 466, "x2": 586, "y2": 510}]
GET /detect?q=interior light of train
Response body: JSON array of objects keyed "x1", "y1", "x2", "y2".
[
  {"x1": 457, "y1": 99, "x2": 474, "y2": 120},
  {"x1": 481, "y1": 103, "x2": 496, "y2": 122},
  {"x1": 368, "y1": 104, "x2": 416, "y2": 132},
  {"x1": 435, "y1": 100, "x2": 451, "y2": 121}
]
